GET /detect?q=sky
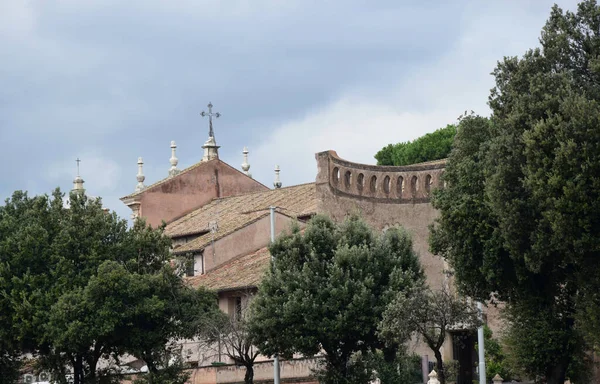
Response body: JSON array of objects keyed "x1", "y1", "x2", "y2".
[{"x1": 0, "y1": 0, "x2": 581, "y2": 220}]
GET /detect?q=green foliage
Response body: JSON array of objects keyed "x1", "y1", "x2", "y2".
[
  {"x1": 502, "y1": 301, "x2": 593, "y2": 384},
  {"x1": 474, "y1": 326, "x2": 513, "y2": 382},
  {"x1": 380, "y1": 285, "x2": 481, "y2": 384},
  {"x1": 0, "y1": 351, "x2": 21, "y2": 384},
  {"x1": 430, "y1": 2, "x2": 600, "y2": 383},
  {"x1": 0, "y1": 189, "x2": 219, "y2": 383},
  {"x1": 132, "y1": 350, "x2": 190, "y2": 384},
  {"x1": 249, "y1": 215, "x2": 424, "y2": 384},
  {"x1": 365, "y1": 350, "x2": 422, "y2": 384},
  {"x1": 375, "y1": 124, "x2": 456, "y2": 166}
]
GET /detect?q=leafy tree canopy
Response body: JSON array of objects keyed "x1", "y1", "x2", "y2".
[
  {"x1": 0, "y1": 189, "x2": 219, "y2": 384},
  {"x1": 430, "y1": 1, "x2": 600, "y2": 383},
  {"x1": 249, "y1": 215, "x2": 424, "y2": 384},
  {"x1": 380, "y1": 285, "x2": 481, "y2": 384},
  {"x1": 374, "y1": 124, "x2": 456, "y2": 166}
]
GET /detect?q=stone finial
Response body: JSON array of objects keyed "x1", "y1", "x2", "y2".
[
  {"x1": 202, "y1": 136, "x2": 220, "y2": 161},
  {"x1": 136, "y1": 157, "x2": 146, "y2": 192},
  {"x1": 169, "y1": 141, "x2": 179, "y2": 176},
  {"x1": 427, "y1": 370, "x2": 440, "y2": 384},
  {"x1": 72, "y1": 157, "x2": 85, "y2": 194},
  {"x1": 492, "y1": 373, "x2": 503, "y2": 384},
  {"x1": 274, "y1": 165, "x2": 282, "y2": 189},
  {"x1": 241, "y1": 147, "x2": 251, "y2": 177}
]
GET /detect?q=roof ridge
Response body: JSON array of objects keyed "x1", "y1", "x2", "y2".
[
  {"x1": 211, "y1": 181, "x2": 316, "y2": 203},
  {"x1": 204, "y1": 246, "x2": 269, "y2": 273},
  {"x1": 172, "y1": 211, "x2": 270, "y2": 253}
]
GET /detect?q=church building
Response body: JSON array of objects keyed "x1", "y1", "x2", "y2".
[{"x1": 117, "y1": 103, "x2": 486, "y2": 384}]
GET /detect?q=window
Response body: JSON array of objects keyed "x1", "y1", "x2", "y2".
[
  {"x1": 235, "y1": 297, "x2": 242, "y2": 320},
  {"x1": 185, "y1": 252, "x2": 204, "y2": 277},
  {"x1": 185, "y1": 255, "x2": 194, "y2": 277},
  {"x1": 229, "y1": 296, "x2": 243, "y2": 320}
]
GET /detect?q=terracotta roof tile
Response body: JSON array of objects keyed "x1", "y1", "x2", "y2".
[
  {"x1": 187, "y1": 247, "x2": 270, "y2": 291},
  {"x1": 166, "y1": 182, "x2": 316, "y2": 253}
]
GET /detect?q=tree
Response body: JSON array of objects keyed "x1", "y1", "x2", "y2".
[
  {"x1": 0, "y1": 189, "x2": 220, "y2": 383},
  {"x1": 249, "y1": 215, "x2": 424, "y2": 384},
  {"x1": 199, "y1": 291, "x2": 260, "y2": 384},
  {"x1": 380, "y1": 285, "x2": 481, "y2": 384},
  {"x1": 374, "y1": 124, "x2": 456, "y2": 166},
  {"x1": 430, "y1": 2, "x2": 600, "y2": 382}
]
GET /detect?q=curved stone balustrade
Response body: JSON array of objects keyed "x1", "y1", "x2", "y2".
[{"x1": 317, "y1": 150, "x2": 446, "y2": 203}]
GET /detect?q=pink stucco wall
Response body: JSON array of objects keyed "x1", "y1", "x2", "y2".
[
  {"x1": 136, "y1": 160, "x2": 268, "y2": 228},
  {"x1": 203, "y1": 212, "x2": 298, "y2": 273}
]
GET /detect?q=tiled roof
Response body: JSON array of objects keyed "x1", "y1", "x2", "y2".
[
  {"x1": 166, "y1": 182, "x2": 317, "y2": 254},
  {"x1": 187, "y1": 247, "x2": 271, "y2": 291}
]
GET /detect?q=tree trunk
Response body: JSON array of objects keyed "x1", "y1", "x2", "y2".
[
  {"x1": 434, "y1": 349, "x2": 446, "y2": 384},
  {"x1": 545, "y1": 360, "x2": 567, "y2": 384},
  {"x1": 244, "y1": 364, "x2": 254, "y2": 384},
  {"x1": 73, "y1": 354, "x2": 84, "y2": 384}
]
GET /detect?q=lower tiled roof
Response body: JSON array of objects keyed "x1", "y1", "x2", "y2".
[
  {"x1": 187, "y1": 247, "x2": 270, "y2": 291},
  {"x1": 166, "y1": 183, "x2": 316, "y2": 254}
]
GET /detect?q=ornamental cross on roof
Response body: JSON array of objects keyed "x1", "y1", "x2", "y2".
[
  {"x1": 76, "y1": 157, "x2": 81, "y2": 176},
  {"x1": 200, "y1": 102, "x2": 221, "y2": 139}
]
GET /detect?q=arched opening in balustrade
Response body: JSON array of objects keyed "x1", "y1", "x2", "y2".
[
  {"x1": 410, "y1": 175, "x2": 418, "y2": 197},
  {"x1": 332, "y1": 167, "x2": 340, "y2": 185},
  {"x1": 396, "y1": 176, "x2": 404, "y2": 198},
  {"x1": 344, "y1": 170, "x2": 352, "y2": 190},
  {"x1": 357, "y1": 173, "x2": 365, "y2": 192},
  {"x1": 370, "y1": 175, "x2": 377, "y2": 193},
  {"x1": 425, "y1": 174, "x2": 432, "y2": 195},
  {"x1": 383, "y1": 176, "x2": 391, "y2": 194}
]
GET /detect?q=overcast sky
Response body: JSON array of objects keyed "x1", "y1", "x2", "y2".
[{"x1": 0, "y1": 0, "x2": 580, "y2": 220}]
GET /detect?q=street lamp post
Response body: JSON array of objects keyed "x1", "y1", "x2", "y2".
[{"x1": 270, "y1": 206, "x2": 281, "y2": 384}]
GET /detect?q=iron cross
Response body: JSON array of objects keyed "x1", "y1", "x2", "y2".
[{"x1": 200, "y1": 102, "x2": 221, "y2": 138}]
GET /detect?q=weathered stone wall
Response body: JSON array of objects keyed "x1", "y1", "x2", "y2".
[{"x1": 315, "y1": 150, "x2": 447, "y2": 290}]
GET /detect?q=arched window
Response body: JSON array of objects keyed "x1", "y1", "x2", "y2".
[
  {"x1": 332, "y1": 167, "x2": 340, "y2": 184},
  {"x1": 411, "y1": 176, "x2": 418, "y2": 197},
  {"x1": 396, "y1": 176, "x2": 404, "y2": 198},
  {"x1": 357, "y1": 173, "x2": 365, "y2": 192},
  {"x1": 383, "y1": 176, "x2": 391, "y2": 194},
  {"x1": 425, "y1": 174, "x2": 432, "y2": 195},
  {"x1": 370, "y1": 175, "x2": 377, "y2": 193},
  {"x1": 344, "y1": 171, "x2": 352, "y2": 189}
]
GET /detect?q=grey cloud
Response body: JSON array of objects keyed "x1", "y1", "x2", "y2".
[{"x1": 0, "y1": 0, "x2": 580, "y2": 220}]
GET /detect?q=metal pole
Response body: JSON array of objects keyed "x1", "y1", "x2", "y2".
[
  {"x1": 270, "y1": 206, "x2": 281, "y2": 384},
  {"x1": 421, "y1": 355, "x2": 429, "y2": 384},
  {"x1": 477, "y1": 302, "x2": 486, "y2": 384}
]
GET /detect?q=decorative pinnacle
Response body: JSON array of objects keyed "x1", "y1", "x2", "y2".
[
  {"x1": 169, "y1": 141, "x2": 179, "y2": 176},
  {"x1": 136, "y1": 157, "x2": 146, "y2": 192},
  {"x1": 241, "y1": 147, "x2": 251, "y2": 177},
  {"x1": 72, "y1": 158, "x2": 85, "y2": 193},
  {"x1": 273, "y1": 165, "x2": 282, "y2": 189},
  {"x1": 200, "y1": 102, "x2": 221, "y2": 139}
]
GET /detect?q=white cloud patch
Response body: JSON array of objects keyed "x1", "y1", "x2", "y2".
[
  {"x1": 0, "y1": 1, "x2": 36, "y2": 39},
  {"x1": 247, "y1": 0, "x2": 581, "y2": 188}
]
